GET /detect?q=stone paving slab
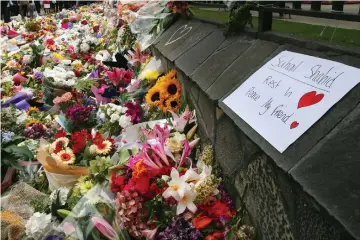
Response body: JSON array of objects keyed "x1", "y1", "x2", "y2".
[
  {"x1": 191, "y1": 35, "x2": 254, "y2": 91},
  {"x1": 156, "y1": 19, "x2": 202, "y2": 57},
  {"x1": 290, "y1": 103, "x2": 360, "y2": 239},
  {"x1": 168, "y1": 23, "x2": 217, "y2": 62},
  {"x1": 175, "y1": 28, "x2": 226, "y2": 76}
]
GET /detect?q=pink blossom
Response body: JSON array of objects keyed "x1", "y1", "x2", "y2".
[
  {"x1": 13, "y1": 85, "x2": 23, "y2": 93},
  {"x1": 98, "y1": 85, "x2": 107, "y2": 94},
  {"x1": 67, "y1": 45, "x2": 75, "y2": 54},
  {"x1": 169, "y1": 107, "x2": 195, "y2": 133},
  {"x1": 141, "y1": 228, "x2": 158, "y2": 240},
  {"x1": 179, "y1": 140, "x2": 191, "y2": 167},
  {"x1": 91, "y1": 217, "x2": 119, "y2": 240},
  {"x1": 105, "y1": 68, "x2": 133, "y2": 86},
  {"x1": 12, "y1": 73, "x2": 27, "y2": 84}
]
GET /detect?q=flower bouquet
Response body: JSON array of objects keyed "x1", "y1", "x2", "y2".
[{"x1": 37, "y1": 129, "x2": 116, "y2": 190}]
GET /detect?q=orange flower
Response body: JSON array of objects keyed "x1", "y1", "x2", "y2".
[
  {"x1": 192, "y1": 214, "x2": 212, "y2": 229},
  {"x1": 205, "y1": 231, "x2": 224, "y2": 240},
  {"x1": 133, "y1": 159, "x2": 147, "y2": 178}
]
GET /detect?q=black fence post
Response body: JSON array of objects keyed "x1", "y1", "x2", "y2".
[
  {"x1": 292, "y1": 1, "x2": 302, "y2": 9},
  {"x1": 258, "y1": 6, "x2": 272, "y2": 32},
  {"x1": 332, "y1": 1, "x2": 344, "y2": 13},
  {"x1": 311, "y1": 1, "x2": 321, "y2": 11}
]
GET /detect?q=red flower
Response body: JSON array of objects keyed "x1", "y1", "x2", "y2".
[
  {"x1": 73, "y1": 69, "x2": 81, "y2": 77},
  {"x1": 54, "y1": 143, "x2": 63, "y2": 154},
  {"x1": 81, "y1": 20, "x2": 88, "y2": 25},
  {"x1": 111, "y1": 172, "x2": 127, "y2": 193},
  {"x1": 55, "y1": 129, "x2": 67, "y2": 138},
  {"x1": 133, "y1": 174, "x2": 150, "y2": 196},
  {"x1": 192, "y1": 214, "x2": 212, "y2": 229},
  {"x1": 71, "y1": 129, "x2": 88, "y2": 154},
  {"x1": 93, "y1": 25, "x2": 99, "y2": 32},
  {"x1": 92, "y1": 131, "x2": 104, "y2": 146},
  {"x1": 46, "y1": 38, "x2": 55, "y2": 45},
  {"x1": 205, "y1": 231, "x2": 224, "y2": 240},
  {"x1": 70, "y1": 53, "x2": 78, "y2": 60},
  {"x1": 82, "y1": 54, "x2": 91, "y2": 61},
  {"x1": 199, "y1": 200, "x2": 233, "y2": 219},
  {"x1": 149, "y1": 182, "x2": 162, "y2": 197}
]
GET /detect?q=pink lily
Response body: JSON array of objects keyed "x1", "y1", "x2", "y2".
[
  {"x1": 105, "y1": 68, "x2": 133, "y2": 86},
  {"x1": 141, "y1": 227, "x2": 158, "y2": 240},
  {"x1": 142, "y1": 144, "x2": 161, "y2": 169},
  {"x1": 179, "y1": 140, "x2": 191, "y2": 167},
  {"x1": 169, "y1": 107, "x2": 195, "y2": 133},
  {"x1": 91, "y1": 85, "x2": 110, "y2": 104},
  {"x1": 149, "y1": 139, "x2": 170, "y2": 166},
  {"x1": 126, "y1": 45, "x2": 150, "y2": 67},
  {"x1": 91, "y1": 217, "x2": 119, "y2": 240}
]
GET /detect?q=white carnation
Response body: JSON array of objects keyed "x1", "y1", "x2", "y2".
[
  {"x1": 80, "y1": 42, "x2": 90, "y2": 53},
  {"x1": 119, "y1": 115, "x2": 132, "y2": 128},
  {"x1": 25, "y1": 212, "x2": 53, "y2": 240}
]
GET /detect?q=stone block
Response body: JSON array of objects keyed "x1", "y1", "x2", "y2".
[
  {"x1": 235, "y1": 154, "x2": 294, "y2": 239},
  {"x1": 207, "y1": 39, "x2": 278, "y2": 101},
  {"x1": 168, "y1": 23, "x2": 217, "y2": 62},
  {"x1": 156, "y1": 19, "x2": 202, "y2": 58},
  {"x1": 197, "y1": 89, "x2": 216, "y2": 143},
  {"x1": 192, "y1": 36, "x2": 254, "y2": 92},
  {"x1": 215, "y1": 115, "x2": 260, "y2": 178},
  {"x1": 175, "y1": 28, "x2": 226, "y2": 76},
  {"x1": 290, "y1": 103, "x2": 360, "y2": 239}
]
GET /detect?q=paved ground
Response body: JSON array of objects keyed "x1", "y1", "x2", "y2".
[{"x1": 205, "y1": 4, "x2": 360, "y2": 30}]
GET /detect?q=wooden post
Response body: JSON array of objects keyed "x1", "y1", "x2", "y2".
[
  {"x1": 292, "y1": 1, "x2": 302, "y2": 9},
  {"x1": 332, "y1": 1, "x2": 344, "y2": 13},
  {"x1": 311, "y1": 1, "x2": 321, "y2": 11},
  {"x1": 258, "y1": 7, "x2": 272, "y2": 32}
]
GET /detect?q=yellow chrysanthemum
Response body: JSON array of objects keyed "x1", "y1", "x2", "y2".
[
  {"x1": 0, "y1": 211, "x2": 24, "y2": 225},
  {"x1": 25, "y1": 119, "x2": 40, "y2": 128}
]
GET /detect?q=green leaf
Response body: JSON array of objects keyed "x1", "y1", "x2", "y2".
[
  {"x1": 57, "y1": 209, "x2": 74, "y2": 219},
  {"x1": 118, "y1": 148, "x2": 130, "y2": 165}
]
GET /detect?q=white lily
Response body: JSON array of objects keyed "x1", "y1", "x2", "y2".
[
  {"x1": 183, "y1": 167, "x2": 200, "y2": 183},
  {"x1": 173, "y1": 188, "x2": 197, "y2": 215},
  {"x1": 162, "y1": 168, "x2": 190, "y2": 199},
  {"x1": 196, "y1": 160, "x2": 213, "y2": 187}
]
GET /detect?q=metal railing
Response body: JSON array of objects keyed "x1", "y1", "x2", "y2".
[{"x1": 190, "y1": 1, "x2": 360, "y2": 32}]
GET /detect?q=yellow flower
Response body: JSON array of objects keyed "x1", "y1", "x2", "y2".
[
  {"x1": 53, "y1": 53, "x2": 64, "y2": 62},
  {"x1": 145, "y1": 87, "x2": 162, "y2": 107},
  {"x1": 162, "y1": 78, "x2": 181, "y2": 96},
  {"x1": 25, "y1": 119, "x2": 40, "y2": 128},
  {"x1": 27, "y1": 106, "x2": 40, "y2": 115},
  {"x1": 140, "y1": 69, "x2": 160, "y2": 81},
  {"x1": 162, "y1": 95, "x2": 180, "y2": 113},
  {"x1": 0, "y1": 211, "x2": 24, "y2": 225}
]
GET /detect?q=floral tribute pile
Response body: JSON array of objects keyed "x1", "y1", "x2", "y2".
[{"x1": 0, "y1": 2, "x2": 254, "y2": 240}]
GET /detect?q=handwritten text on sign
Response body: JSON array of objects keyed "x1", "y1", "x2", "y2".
[{"x1": 223, "y1": 51, "x2": 360, "y2": 152}]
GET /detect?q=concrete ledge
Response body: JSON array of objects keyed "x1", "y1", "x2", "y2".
[{"x1": 152, "y1": 18, "x2": 360, "y2": 239}]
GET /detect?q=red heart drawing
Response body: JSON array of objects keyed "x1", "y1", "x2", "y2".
[
  {"x1": 298, "y1": 91, "x2": 324, "y2": 109},
  {"x1": 290, "y1": 121, "x2": 299, "y2": 129}
]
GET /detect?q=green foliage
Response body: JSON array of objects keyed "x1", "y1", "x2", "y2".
[
  {"x1": 30, "y1": 195, "x2": 51, "y2": 213},
  {"x1": 89, "y1": 156, "x2": 114, "y2": 183},
  {"x1": 1, "y1": 140, "x2": 34, "y2": 170},
  {"x1": 225, "y1": 2, "x2": 257, "y2": 37},
  {"x1": 74, "y1": 78, "x2": 99, "y2": 93},
  {"x1": 144, "y1": 194, "x2": 175, "y2": 232}
]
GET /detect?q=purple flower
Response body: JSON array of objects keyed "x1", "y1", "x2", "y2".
[
  {"x1": 157, "y1": 217, "x2": 202, "y2": 240},
  {"x1": 65, "y1": 105, "x2": 94, "y2": 126},
  {"x1": 34, "y1": 72, "x2": 44, "y2": 81},
  {"x1": 124, "y1": 101, "x2": 141, "y2": 124},
  {"x1": 89, "y1": 70, "x2": 99, "y2": 79},
  {"x1": 44, "y1": 235, "x2": 62, "y2": 240}
]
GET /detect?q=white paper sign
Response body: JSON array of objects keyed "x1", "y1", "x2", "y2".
[{"x1": 223, "y1": 51, "x2": 360, "y2": 152}]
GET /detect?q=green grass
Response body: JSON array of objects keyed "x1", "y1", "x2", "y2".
[{"x1": 190, "y1": 8, "x2": 360, "y2": 48}]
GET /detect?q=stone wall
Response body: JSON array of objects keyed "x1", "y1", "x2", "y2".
[{"x1": 151, "y1": 18, "x2": 360, "y2": 240}]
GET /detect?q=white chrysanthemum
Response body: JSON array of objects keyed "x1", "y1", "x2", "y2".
[
  {"x1": 80, "y1": 42, "x2": 90, "y2": 53},
  {"x1": 110, "y1": 113, "x2": 120, "y2": 123},
  {"x1": 16, "y1": 111, "x2": 28, "y2": 124},
  {"x1": 119, "y1": 115, "x2": 132, "y2": 128},
  {"x1": 25, "y1": 212, "x2": 53, "y2": 239},
  {"x1": 49, "y1": 187, "x2": 70, "y2": 206}
]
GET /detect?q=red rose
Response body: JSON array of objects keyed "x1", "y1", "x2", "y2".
[
  {"x1": 81, "y1": 20, "x2": 88, "y2": 25},
  {"x1": 73, "y1": 69, "x2": 81, "y2": 77},
  {"x1": 70, "y1": 53, "x2": 78, "y2": 60},
  {"x1": 46, "y1": 38, "x2": 55, "y2": 45},
  {"x1": 93, "y1": 25, "x2": 99, "y2": 32}
]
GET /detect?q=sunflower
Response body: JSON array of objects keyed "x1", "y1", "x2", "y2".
[
  {"x1": 161, "y1": 95, "x2": 181, "y2": 113},
  {"x1": 27, "y1": 106, "x2": 40, "y2": 115},
  {"x1": 157, "y1": 69, "x2": 177, "y2": 84},
  {"x1": 25, "y1": 119, "x2": 40, "y2": 128},
  {"x1": 145, "y1": 87, "x2": 162, "y2": 106},
  {"x1": 162, "y1": 78, "x2": 181, "y2": 96}
]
